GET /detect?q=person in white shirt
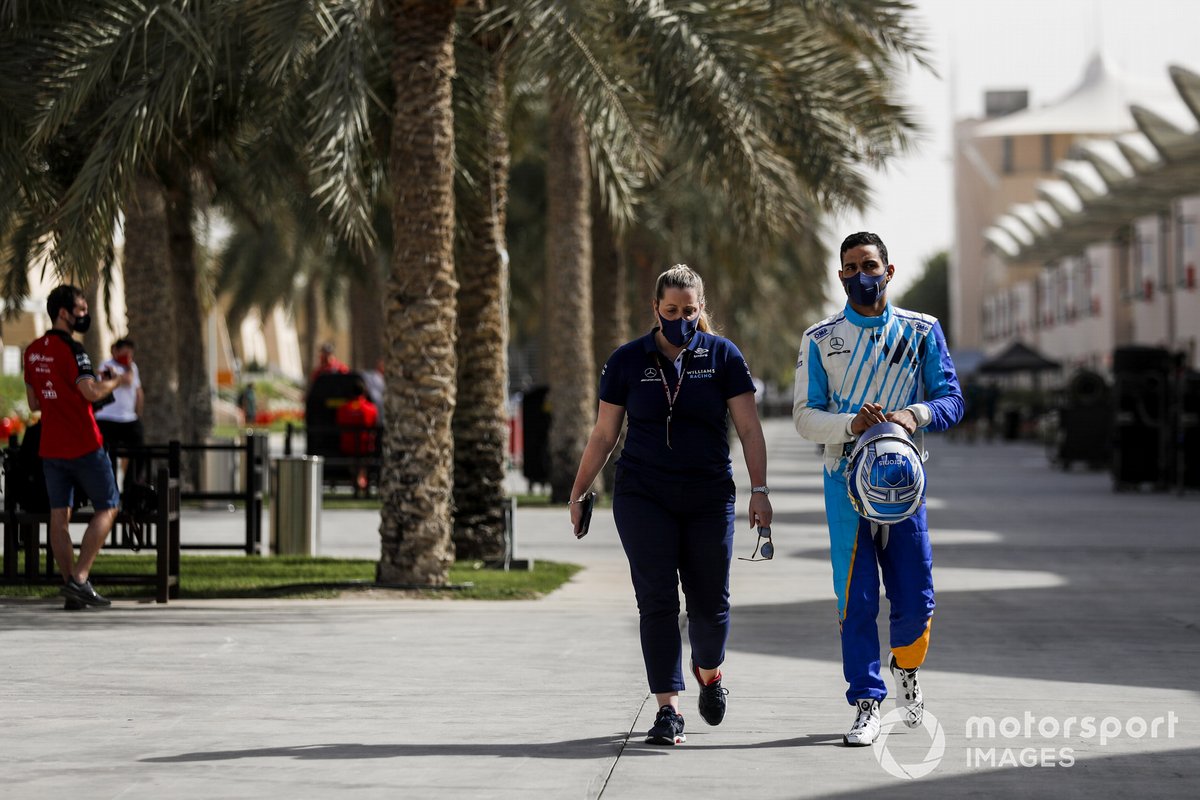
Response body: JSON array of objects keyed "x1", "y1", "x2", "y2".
[{"x1": 95, "y1": 337, "x2": 144, "y2": 482}]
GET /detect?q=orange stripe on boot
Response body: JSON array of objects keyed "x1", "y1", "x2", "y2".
[{"x1": 892, "y1": 618, "x2": 932, "y2": 670}]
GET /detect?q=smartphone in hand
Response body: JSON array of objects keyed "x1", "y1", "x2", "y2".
[{"x1": 575, "y1": 491, "x2": 597, "y2": 539}]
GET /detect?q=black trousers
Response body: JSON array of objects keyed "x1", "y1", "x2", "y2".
[
  {"x1": 98, "y1": 418, "x2": 146, "y2": 484},
  {"x1": 612, "y1": 467, "x2": 736, "y2": 694}
]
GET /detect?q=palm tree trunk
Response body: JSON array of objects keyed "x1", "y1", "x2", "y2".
[
  {"x1": 452, "y1": 29, "x2": 510, "y2": 561},
  {"x1": 379, "y1": 0, "x2": 459, "y2": 585},
  {"x1": 123, "y1": 173, "x2": 182, "y2": 445},
  {"x1": 348, "y1": 262, "x2": 385, "y2": 369},
  {"x1": 591, "y1": 185, "x2": 627, "y2": 373},
  {"x1": 81, "y1": 281, "x2": 103, "y2": 361},
  {"x1": 545, "y1": 91, "x2": 595, "y2": 503},
  {"x1": 592, "y1": 188, "x2": 627, "y2": 492},
  {"x1": 164, "y1": 168, "x2": 212, "y2": 487},
  {"x1": 301, "y1": 278, "x2": 319, "y2": 383}
]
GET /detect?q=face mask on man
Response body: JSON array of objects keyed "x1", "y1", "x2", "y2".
[
  {"x1": 658, "y1": 314, "x2": 698, "y2": 347},
  {"x1": 843, "y1": 271, "x2": 887, "y2": 307},
  {"x1": 115, "y1": 353, "x2": 132, "y2": 367},
  {"x1": 67, "y1": 311, "x2": 91, "y2": 333}
]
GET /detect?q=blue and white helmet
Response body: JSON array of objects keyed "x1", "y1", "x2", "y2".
[{"x1": 846, "y1": 422, "x2": 925, "y2": 525}]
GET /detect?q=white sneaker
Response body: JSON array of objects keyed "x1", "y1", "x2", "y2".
[
  {"x1": 843, "y1": 698, "x2": 881, "y2": 746},
  {"x1": 890, "y1": 655, "x2": 924, "y2": 728}
]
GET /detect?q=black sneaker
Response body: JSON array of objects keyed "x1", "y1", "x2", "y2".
[
  {"x1": 61, "y1": 578, "x2": 111, "y2": 607},
  {"x1": 691, "y1": 659, "x2": 729, "y2": 726},
  {"x1": 63, "y1": 597, "x2": 86, "y2": 611},
  {"x1": 645, "y1": 705, "x2": 686, "y2": 745}
]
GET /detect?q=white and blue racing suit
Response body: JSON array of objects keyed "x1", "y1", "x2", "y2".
[{"x1": 793, "y1": 303, "x2": 963, "y2": 703}]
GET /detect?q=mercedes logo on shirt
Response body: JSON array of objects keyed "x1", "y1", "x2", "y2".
[{"x1": 644, "y1": 368, "x2": 658, "y2": 378}]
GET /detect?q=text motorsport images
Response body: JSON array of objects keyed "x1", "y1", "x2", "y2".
[{"x1": 873, "y1": 710, "x2": 1181, "y2": 779}]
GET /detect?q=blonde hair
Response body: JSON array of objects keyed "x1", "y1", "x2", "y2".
[{"x1": 654, "y1": 264, "x2": 714, "y2": 333}]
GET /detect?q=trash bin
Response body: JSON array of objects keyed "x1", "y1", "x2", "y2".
[{"x1": 271, "y1": 456, "x2": 323, "y2": 556}]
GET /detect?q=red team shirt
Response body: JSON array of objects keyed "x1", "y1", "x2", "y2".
[
  {"x1": 336, "y1": 396, "x2": 379, "y2": 455},
  {"x1": 24, "y1": 330, "x2": 104, "y2": 459}
]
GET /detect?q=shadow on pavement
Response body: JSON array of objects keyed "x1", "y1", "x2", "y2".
[
  {"x1": 140, "y1": 732, "x2": 845, "y2": 763},
  {"x1": 730, "y1": 436, "x2": 1200, "y2": 694},
  {"x1": 811, "y1": 746, "x2": 1200, "y2": 800}
]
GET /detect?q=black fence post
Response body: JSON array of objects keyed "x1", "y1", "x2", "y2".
[
  {"x1": 244, "y1": 431, "x2": 266, "y2": 555},
  {"x1": 3, "y1": 452, "x2": 16, "y2": 580}
]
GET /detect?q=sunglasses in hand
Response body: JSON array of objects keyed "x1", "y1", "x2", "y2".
[{"x1": 738, "y1": 525, "x2": 773, "y2": 562}]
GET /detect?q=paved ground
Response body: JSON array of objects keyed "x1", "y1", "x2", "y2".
[{"x1": 3, "y1": 417, "x2": 1199, "y2": 799}]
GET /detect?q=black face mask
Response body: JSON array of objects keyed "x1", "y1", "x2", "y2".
[{"x1": 71, "y1": 312, "x2": 91, "y2": 334}]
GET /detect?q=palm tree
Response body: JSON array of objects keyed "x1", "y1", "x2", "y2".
[
  {"x1": 123, "y1": 173, "x2": 183, "y2": 444},
  {"x1": 495, "y1": 0, "x2": 928, "y2": 492},
  {"x1": 543, "y1": 91, "x2": 597, "y2": 502},
  {"x1": 450, "y1": 13, "x2": 512, "y2": 561},
  {"x1": 377, "y1": 0, "x2": 462, "y2": 584}
]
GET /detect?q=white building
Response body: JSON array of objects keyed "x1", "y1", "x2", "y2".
[{"x1": 955, "y1": 56, "x2": 1200, "y2": 376}]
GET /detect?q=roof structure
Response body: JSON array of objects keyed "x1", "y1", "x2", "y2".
[
  {"x1": 984, "y1": 61, "x2": 1200, "y2": 264},
  {"x1": 974, "y1": 53, "x2": 1190, "y2": 138},
  {"x1": 978, "y1": 341, "x2": 1062, "y2": 374}
]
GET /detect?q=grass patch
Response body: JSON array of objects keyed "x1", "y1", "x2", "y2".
[
  {"x1": 0, "y1": 554, "x2": 581, "y2": 601},
  {"x1": 513, "y1": 493, "x2": 610, "y2": 509}
]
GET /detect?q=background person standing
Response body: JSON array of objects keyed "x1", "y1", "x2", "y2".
[
  {"x1": 95, "y1": 337, "x2": 144, "y2": 482},
  {"x1": 24, "y1": 285, "x2": 132, "y2": 609}
]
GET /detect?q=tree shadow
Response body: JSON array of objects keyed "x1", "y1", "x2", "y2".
[
  {"x1": 809, "y1": 746, "x2": 1200, "y2": 800},
  {"x1": 141, "y1": 732, "x2": 846, "y2": 764}
]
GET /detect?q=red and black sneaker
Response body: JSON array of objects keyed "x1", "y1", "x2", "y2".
[
  {"x1": 645, "y1": 705, "x2": 686, "y2": 745},
  {"x1": 692, "y1": 660, "x2": 729, "y2": 726}
]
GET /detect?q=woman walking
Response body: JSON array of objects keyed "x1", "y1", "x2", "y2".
[{"x1": 569, "y1": 265, "x2": 773, "y2": 745}]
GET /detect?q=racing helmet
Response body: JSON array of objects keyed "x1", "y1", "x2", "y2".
[{"x1": 846, "y1": 421, "x2": 925, "y2": 525}]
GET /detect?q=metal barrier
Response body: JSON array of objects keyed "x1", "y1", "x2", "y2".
[
  {"x1": 104, "y1": 435, "x2": 266, "y2": 554},
  {"x1": 284, "y1": 422, "x2": 381, "y2": 495},
  {"x1": 173, "y1": 434, "x2": 268, "y2": 554},
  {"x1": 2, "y1": 455, "x2": 181, "y2": 603}
]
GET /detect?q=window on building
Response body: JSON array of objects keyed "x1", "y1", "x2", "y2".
[
  {"x1": 1159, "y1": 212, "x2": 1171, "y2": 290},
  {"x1": 1117, "y1": 227, "x2": 1132, "y2": 301},
  {"x1": 1181, "y1": 217, "x2": 1197, "y2": 289},
  {"x1": 1139, "y1": 237, "x2": 1155, "y2": 299},
  {"x1": 1002, "y1": 137, "x2": 1015, "y2": 174},
  {"x1": 1042, "y1": 135, "x2": 1055, "y2": 171}
]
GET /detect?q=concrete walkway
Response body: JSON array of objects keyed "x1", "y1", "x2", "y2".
[{"x1": 2, "y1": 418, "x2": 1199, "y2": 799}]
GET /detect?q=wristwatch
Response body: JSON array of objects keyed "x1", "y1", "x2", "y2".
[{"x1": 751, "y1": 486, "x2": 770, "y2": 496}]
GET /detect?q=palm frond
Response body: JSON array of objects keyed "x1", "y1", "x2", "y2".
[
  {"x1": 294, "y1": 0, "x2": 380, "y2": 252},
  {"x1": 494, "y1": 0, "x2": 660, "y2": 226}
]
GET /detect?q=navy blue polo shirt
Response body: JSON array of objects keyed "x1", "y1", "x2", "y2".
[{"x1": 600, "y1": 329, "x2": 757, "y2": 479}]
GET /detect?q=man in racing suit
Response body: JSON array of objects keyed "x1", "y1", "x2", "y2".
[{"x1": 793, "y1": 232, "x2": 963, "y2": 745}]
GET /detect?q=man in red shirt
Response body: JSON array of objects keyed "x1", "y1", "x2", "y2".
[
  {"x1": 335, "y1": 379, "x2": 379, "y2": 492},
  {"x1": 309, "y1": 342, "x2": 350, "y2": 386},
  {"x1": 24, "y1": 285, "x2": 131, "y2": 609}
]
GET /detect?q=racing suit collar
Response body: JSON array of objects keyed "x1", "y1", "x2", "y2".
[{"x1": 843, "y1": 302, "x2": 892, "y2": 329}]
